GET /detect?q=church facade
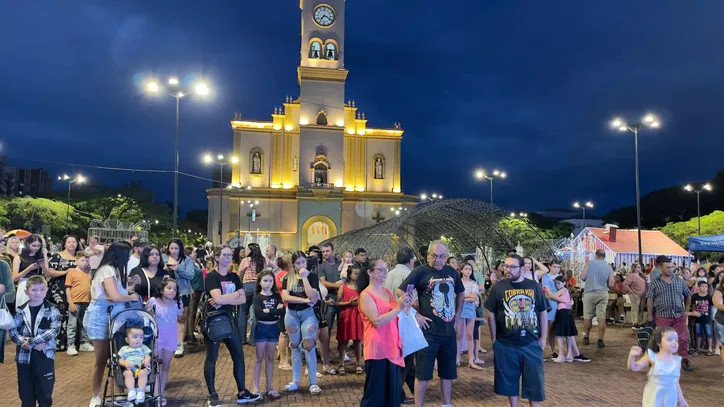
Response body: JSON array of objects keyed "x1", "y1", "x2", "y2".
[{"x1": 206, "y1": 0, "x2": 416, "y2": 251}]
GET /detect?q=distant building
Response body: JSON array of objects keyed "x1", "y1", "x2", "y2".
[
  {"x1": 2, "y1": 166, "x2": 52, "y2": 196},
  {"x1": 535, "y1": 208, "x2": 603, "y2": 236}
]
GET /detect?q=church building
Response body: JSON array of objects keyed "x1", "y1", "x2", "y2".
[{"x1": 206, "y1": 0, "x2": 416, "y2": 251}]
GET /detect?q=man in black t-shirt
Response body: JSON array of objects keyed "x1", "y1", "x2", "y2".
[
  {"x1": 398, "y1": 240, "x2": 464, "y2": 407},
  {"x1": 485, "y1": 254, "x2": 547, "y2": 406}
]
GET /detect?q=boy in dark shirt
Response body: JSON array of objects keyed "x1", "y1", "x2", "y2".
[
  {"x1": 10, "y1": 275, "x2": 61, "y2": 407},
  {"x1": 690, "y1": 281, "x2": 713, "y2": 355}
]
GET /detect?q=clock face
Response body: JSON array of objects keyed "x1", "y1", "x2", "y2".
[{"x1": 314, "y1": 5, "x2": 335, "y2": 27}]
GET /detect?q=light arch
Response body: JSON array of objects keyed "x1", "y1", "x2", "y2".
[{"x1": 301, "y1": 215, "x2": 338, "y2": 250}]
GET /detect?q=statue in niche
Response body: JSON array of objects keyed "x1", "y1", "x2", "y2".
[
  {"x1": 251, "y1": 152, "x2": 262, "y2": 174},
  {"x1": 374, "y1": 157, "x2": 384, "y2": 179}
]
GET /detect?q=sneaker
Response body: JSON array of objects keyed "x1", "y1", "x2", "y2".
[
  {"x1": 552, "y1": 356, "x2": 567, "y2": 363},
  {"x1": 597, "y1": 339, "x2": 606, "y2": 348},
  {"x1": 135, "y1": 391, "x2": 145, "y2": 404},
  {"x1": 632, "y1": 324, "x2": 642, "y2": 330},
  {"x1": 207, "y1": 394, "x2": 222, "y2": 407},
  {"x1": 583, "y1": 336, "x2": 590, "y2": 346},
  {"x1": 573, "y1": 354, "x2": 591, "y2": 362},
  {"x1": 236, "y1": 389, "x2": 261, "y2": 404},
  {"x1": 309, "y1": 384, "x2": 322, "y2": 395},
  {"x1": 715, "y1": 347, "x2": 721, "y2": 356},
  {"x1": 89, "y1": 396, "x2": 102, "y2": 407},
  {"x1": 550, "y1": 352, "x2": 559, "y2": 359},
  {"x1": 66, "y1": 346, "x2": 79, "y2": 356},
  {"x1": 174, "y1": 343, "x2": 184, "y2": 358},
  {"x1": 79, "y1": 343, "x2": 95, "y2": 352},
  {"x1": 682, "y1": 358, "x2": 693, "y2": 372},
  {"x1": 127, "y1": 389, "x2": 137, "y2": 402}
]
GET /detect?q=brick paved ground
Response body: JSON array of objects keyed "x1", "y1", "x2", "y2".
[{"x1": 1, "y1": 321, "x2": 722, "y2": 406}]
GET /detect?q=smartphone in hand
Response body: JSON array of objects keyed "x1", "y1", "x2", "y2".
[{"x1": 406, "y1": 284, "x2": 414, "y2": 296}]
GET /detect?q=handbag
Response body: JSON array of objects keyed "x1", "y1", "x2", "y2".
[
  {"x1": 0, "y1": 297, "x2": 14, "y2": 330},
  {"x1": 203, "y1": 308, "x2": 234, "y2": 342},
  {"x1": 313, "y1": 288, "x2": 329, "y2": 327},
  {"x1": 397, "y1": 309, "x2": 429, "y2": 357}
]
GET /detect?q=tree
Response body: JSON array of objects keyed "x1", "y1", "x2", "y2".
[
  {"x1": 0, "y1": 196, "x2": 90, "y2": 236},
  {"x1": 658, "y1": 210, "x2": 724, "y2": 248}
]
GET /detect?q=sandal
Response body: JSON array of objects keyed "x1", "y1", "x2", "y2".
[
  {"x1": 356, "y1": 365, "x2": 364, "y2": 375},
  {"x1": 338, "y1": 365, "x2": 346, "y2": 375},
  {"x1": 468, "y1": 363, "x2": 483, "y2": 370},
  {"x1": 309, "y1": 384, "x2": 322, "y2": 395},
  {"x1": 266, "y1": 390, "x2": 281, "y2": 401},
  {"x1": 707, "y1": 351, "x2": 713, "y2": 356},
  {"x1": 323, "y1": 365, "x2": 337, "y2": 375},
  {"x1": 284, "y1": 382, "x2": 299, "y2": 392}
]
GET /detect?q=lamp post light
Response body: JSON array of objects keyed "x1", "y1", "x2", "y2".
[
  {"x1": 611, "y1": 114, "x2": 660, "y2": 265},
  {"x1": 684, "y1": 183, "x2": 712, "y2": 235},
  {"x1": 204, "y1": 153, "x2": 238, "y2": 244},
  {"x1": 573, "y1": 201, "x2": 594, "y2": 228},
  {"x1": 147, "y1": 76, "x2": 211, "y2": 237},
  {"x1": 229, "y1": 184, "x2": 253, "y2": 240},
  {"x1": 419, "y1": 192, "x2": 443, "y2": 202},
  {"x1": 474, "y1": 168, "x2": 506, "y2": 204},
  {"x1": 510, "y1": 212, "x2": 528, "y2": 219},
  {"x1": 57, "y1": 174, "x2": 86, "y2": 234}
]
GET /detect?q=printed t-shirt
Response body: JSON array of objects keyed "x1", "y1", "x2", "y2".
[
  {"x1": 253, "y1": 292, "x2": 284, "y2": 322},
  {"x1": 691, "y1": 293, "x2": 712, "y2": 324},
  {"x1": 65, "y1": 269, "x2": 92, "y2": 303},
  {"x1": 282, "y1": 273, "x2": 319, "y2": 311},
  {"x1": 204, "y1": 270, "x2": 242, "y2": 315},
  {"x1": 484, "y1": 278, "x2": 547, "y2": 346},
  {"x1": 399, "y1": 264, "x2": 464, "y2": 337},
  {"x1": 118, "y1": 345, "x2": 152, "y2": 367}
]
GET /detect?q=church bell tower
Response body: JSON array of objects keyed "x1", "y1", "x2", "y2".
[{"x1": 298, "y1": 0, "x2": 348, "y2": 125}]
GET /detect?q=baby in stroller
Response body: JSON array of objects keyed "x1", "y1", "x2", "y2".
[
  {"x1": 104, "y1": 308, "x2": 160, "y2": 407},
  {"x1": 118, "y1": 326, "x2": 152, "y2": 404}
]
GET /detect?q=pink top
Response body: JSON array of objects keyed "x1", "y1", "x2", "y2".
[
  {"x1": 557, "y1": 288, "x2": 572, "y2": 310},
  {"x1": 360, "y1": 288, "x2": 404, "y2": 368}
]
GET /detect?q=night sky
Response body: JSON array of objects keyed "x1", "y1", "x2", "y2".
[{"x1": 3, "y1": 0, "x2": 724, "y2": 217}]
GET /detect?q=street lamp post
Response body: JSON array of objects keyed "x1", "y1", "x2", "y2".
[
  {"x1": 684, "y1": 183, "x2": 712, "y2": 235},
  {"x1": 204, "y1": 154, "x2": 238, "y2": 245},
  {"x1": 57, "y1": 174, "x2": 86, "y2": 234},
  {"x1": 474, "y1": 169, "x2": 506, "y2": 204},
  {"x1": 611, "y1": 114, "x2": 660, "y2": 265},
  {"x1": 147, "y1": 77, "x2": 210, "y2": 237},
  {"x1": 573, "y1": 201, "x2": 594, "y2": 229}
]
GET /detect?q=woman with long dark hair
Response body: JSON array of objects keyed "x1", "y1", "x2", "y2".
[
  {"x1": 0, "y1": 234, "x2": 16, "y2": 364},
  {"x1": 12, "y1": 234, "x2": 49, "y2": 307},
  {"x1": 203, "y1": 245, "x2": 259, "y2": 406},
  {"x1": 46, "y1": 235, "x2": 79, "y2": 351},
  {"x1": 129, "y1": 245, "x2": 168, "y2": 302},
  {"x1": 281, "y1": 251, "x2": 322, "y2": 395},
  {"x1": 86, "y1": 241, "x2": 142, "y2": 407},
  {"x1": 238, "y1": 244, "x2": 265, "y2": 346},
  {"x1": 357, "y1": 258, "x2": 411, "y2": 407},
  {"x1": 163, "y1": 238, "x2": 195, "y2": 357}
]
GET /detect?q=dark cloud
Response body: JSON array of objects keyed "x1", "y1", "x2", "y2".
[{"x1": 2, "y1": 0, "x2": 724, "y2": 216}]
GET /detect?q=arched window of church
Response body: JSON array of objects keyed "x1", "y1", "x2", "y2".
[
  {"x1": 310, "y1": 41, "x2": 322, "y2": 59},
  {"x1": 324, "y1": 43, "x2": 337, "y2": 60},
  {"x1": 316, "y1": 110, "x2": 328, "y2": 126}
]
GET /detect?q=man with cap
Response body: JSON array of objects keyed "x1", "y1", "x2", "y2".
[
  {"x1": 647, "y1": 255, "x2": 693, "y2": 371},
  {"x1": 127, "y1": 239, "x2": 147, "y2": 271}
]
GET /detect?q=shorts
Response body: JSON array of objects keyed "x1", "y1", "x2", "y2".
[
  {"x1": 181, "y1": 294, "x2": 190, "y2": 308},
  {"x1": 583, "y1": 291, "x2": 608, "y2": 320},
  {"x1": 415, "y1": 333, "x2": 457, "y2": 381},
  {"x1": 493, "y1": 340, "x2": 545, "y2": 402},
  {"x1": 546, "y1": 305, "x2": 557, "y2": 322},
  {"x1": 714, "y1": 320, "x2": 724, "y2": 342},
  {"x1": 85, "y1": 300, "x2": 141, "y2": 341},
  {"x1": 694, "y1": 322, "x2": 713, "y2": 339},
  {"x1": 254, "y1": 322, "x2": 281, "y2": 343}
]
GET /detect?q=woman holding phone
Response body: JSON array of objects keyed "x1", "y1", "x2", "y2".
[{"x1": 12, "y1": 234, "x2": 49, "y2": 306}]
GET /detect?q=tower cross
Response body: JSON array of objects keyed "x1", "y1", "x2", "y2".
[{"x1": 372, "y1": 211, "x2": 386, "y2": 223}]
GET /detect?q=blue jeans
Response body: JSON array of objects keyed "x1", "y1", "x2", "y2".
[
  {"x1": 695, "y1": 321, "x2": 713, "y2": 339},
  {"x1": 67, "y1": 302, "x2": 90, "y2": 347},
  {"x1": 326, "y1": 304, "x2": 339, "y2": 333},
  {"x1": 285, "y1": 307, "x2": 319, "y2": 384},
  {"x1": 238, "y1": 282, "x2": 256, "y2": 345}
]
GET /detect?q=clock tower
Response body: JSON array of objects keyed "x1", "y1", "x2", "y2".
[{"x1": 298, "y1": 0, "x2": 347, "y2": 124}]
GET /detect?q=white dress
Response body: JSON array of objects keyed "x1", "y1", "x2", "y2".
[{"x1": 642, "y1": 349, "x2": 681, "y2": 407}]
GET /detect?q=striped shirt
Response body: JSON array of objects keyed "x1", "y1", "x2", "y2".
[{"x1": 647, "y1": 275, "x2": 690, "y2": 319}]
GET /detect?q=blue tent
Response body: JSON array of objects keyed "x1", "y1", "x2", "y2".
[{"x1": 688, "y1": 234, "x2": 724, "y2": 252}]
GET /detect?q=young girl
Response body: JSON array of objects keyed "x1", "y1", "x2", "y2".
[
  {"x1": 549, "y1": 276, "x2": 590, "y2": 363},
  {"x1": 457, "y1": 263, "x2": 482, "y2": 369},
  {"x1": 146, "y1": 278, "x2": 182, "y2": 406},
  {"x1": 252, "y1": 270, "x2": 284, "y2": 400},
  {"x1": 275, "y1": 257, "x2": 291, "y2": 371},
  {"x1": 336, "y1": 264, "x2": 363, "y2": 375},
  {"x1": 628, "y1": 327, "x2": 689, "y2": 407},
  {"x1": 337, "y1": 250, "x2": 354, "y2": 275}
]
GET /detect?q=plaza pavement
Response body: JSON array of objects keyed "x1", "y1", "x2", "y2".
[{"x1": 1, "y1": 321, "x2": 722, "y2": 406}]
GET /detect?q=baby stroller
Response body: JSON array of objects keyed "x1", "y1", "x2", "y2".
[{"x1": 102, "y1": 307, "x2": 162, "y2": 407}]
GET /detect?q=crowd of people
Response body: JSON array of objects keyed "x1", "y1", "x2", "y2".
[{"x1": 0, "y1": 230, "x2": 723, "y2": 407}]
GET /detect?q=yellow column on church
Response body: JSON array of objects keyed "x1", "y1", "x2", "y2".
[
  {"x1": 271, "y1": 113, "x2": 284, "y2": 188},
  {"x1": 232, "y1": 131, "x2": 241, "y2": 185},
  {"x1": 393, "y1": 140, "x2": 401, "y2": 193},
  {"x1": 355, "y1": 116, "x2": 367, "y2": 191},
  {"x1": 343, "y1": 104, "x2": 358, "y2": 191}
]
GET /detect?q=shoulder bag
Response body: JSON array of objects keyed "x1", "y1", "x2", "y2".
[{"x1": 202, "y1": 306, "x2": 234, "y2": 342}]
